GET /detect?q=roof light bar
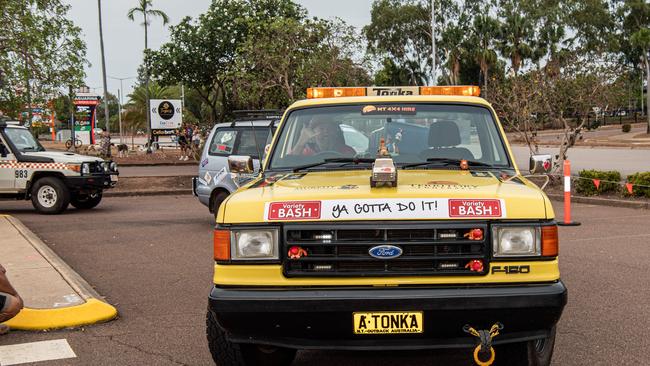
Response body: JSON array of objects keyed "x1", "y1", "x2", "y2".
[
  {"x1": 420, "y1": 86, "x2": 481, "y2": 97},
  {"x1": 306, "y1": 86, "x2": 481, "y2": 99},
  {"x1": 306, "y1": 87, "x2": 366, "y2": 99}
]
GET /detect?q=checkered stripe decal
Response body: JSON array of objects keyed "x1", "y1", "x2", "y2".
[{"x1": 0, "y1": 160, "x2": 69, "y2": 170}]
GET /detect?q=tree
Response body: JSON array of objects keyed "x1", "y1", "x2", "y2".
[
  {"x1": 491, "y1": 52, "x2": 626, "y2": 171},
  {"x1": 374, "y1": 58, "x2": 424, "y2": 86},
  {"x1": 438, "y1": 0, "x2": 473, "y2": 85},
  {"x1": 235, "y1": 17, "x2": 371, "y2": 108},
  {"x1": 617, "y1": 0, "x2": 650, "y2": 133},
  {"x1": 363, "y1": 0, "x2": 433, "y2": 85},
  {"x1": 496, "y1": 1, "x2": 534, "y2": 75},
  {"x1": 631, "y1": 28, "x2": 650, "y2": 133},
  {"x1": 470, "y1": 13, "x2": 500, "y2": 97},
  {"x1": 0, "y1": 0, "x2": 87, "y2": 119},
  {"x1": 96, "y1": 92, "x2": 119, "y2": 126},
  {"x1": 491, "y1": 71, "x2": 545, "y2": 154},
  {"x1": 123, "y1": 82, "x2": 174, "y2": 140},
  {"x1": 146, "y1": 0, "x2": 307, "y2": 122},
  {"x1": 127, "y1": 0, "x2": 170, "y2": 145}
]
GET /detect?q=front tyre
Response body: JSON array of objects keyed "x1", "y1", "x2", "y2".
[
  {"x1": 211, "y1": 191, "x2": 229, "y2": 222},
  {"x1": 496, "y1": 326, "x2": 556, "y2": 366},
  {"x1": 31, "y1": 177, "x2": 70, "y2": 214},
  {"x1": 71, "y1": 191, "x2": 103, "y2": 209},
  {"x1": 206, "y1": 310, "x2": 296, "y2": 366}
]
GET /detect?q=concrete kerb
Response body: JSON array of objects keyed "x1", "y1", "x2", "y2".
[
  {"x1": 1, "y1": 216, "x2": 117, "y2": 331},
  {"x1": 105, "y1": 189, "x2": 192, "y2": 198}
]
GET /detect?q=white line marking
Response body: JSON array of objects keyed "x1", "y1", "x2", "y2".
[{"x1": 0, "y1": 339, "x2": 76, "y2": 365}]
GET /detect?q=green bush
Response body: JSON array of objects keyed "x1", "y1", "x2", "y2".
[
  {"x1": 622, "y1": 124, "x2": 631, "y2": 133},
  {"x1": 576, "y1": 170, "x2": 621, "y2": 196},
  {"x1": 626, "y1": 172, "x2": 650, "y2": 198}
]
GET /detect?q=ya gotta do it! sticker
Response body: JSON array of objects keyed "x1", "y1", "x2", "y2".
[{"x1": 264, "y1": 199, "x2": 505, "y2": 221}]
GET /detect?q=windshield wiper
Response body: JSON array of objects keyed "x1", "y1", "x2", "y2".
[
  {"x1": 401, "y1": 158, "x2": 495, "y2": 169},
  {"x1": 292, "y1": 157, "x2": 375, "y2": 172}
]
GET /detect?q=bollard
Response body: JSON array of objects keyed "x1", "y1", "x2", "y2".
[{"x1": 557, "y1": 160, "x2": 581, "y2": 226}]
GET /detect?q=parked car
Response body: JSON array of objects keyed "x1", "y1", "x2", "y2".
[
  {"x1": 193, "y1": 111, "x2": 282, "y2": 220},
  {"x1": 0, "y1": 121, "x2": 118, "y2": 214}
]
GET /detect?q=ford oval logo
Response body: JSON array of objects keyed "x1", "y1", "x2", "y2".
[{"x1": 368, "y1": 245, "x2": 403, "y2": 259}]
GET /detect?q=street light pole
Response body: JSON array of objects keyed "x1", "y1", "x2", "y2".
[
  {"x1": 97, "y1": 0, "x2": 110, "y2": 155},
  {"x1": 109, "y1": 76, "x2": 136, "y2": 144},
  {"x1": 431, "y1": 0, "x2": 436, "y2": 86},
  {"x1": 117, "y1": 88, "x2": 123, "y2": 144}
]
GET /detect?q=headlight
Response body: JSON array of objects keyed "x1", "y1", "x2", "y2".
[
  {"x1": 492, "y1": 226, "x2": 540, "y2": 257},
  {"x1": 231, "y1": 229, "x2": 278, "y2": 260},
  {"x1": 102, "y1": 162, "x2": 110, "y2": 172},
  {"x1": 109, "y1": 162, "x2": 117, "y2": 171},
  {"x1": 81, "y1": 163, "x2": 90, "y2": 175}
]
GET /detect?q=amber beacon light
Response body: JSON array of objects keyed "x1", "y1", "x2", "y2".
[{"x1": 306, "y1": 86, "x2": 481, "y2": 98}]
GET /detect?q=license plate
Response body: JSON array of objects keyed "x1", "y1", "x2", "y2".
[
  {"x1": 353, "y1": 311, "x2": 423, "y2": 334},
  {"x1": 110, "y1": 175, "x2": 118, "y2": 182}
]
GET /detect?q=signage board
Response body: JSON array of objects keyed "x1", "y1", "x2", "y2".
[{"x1": 150, "y1": 99, "x2": 182, "y2": 134}]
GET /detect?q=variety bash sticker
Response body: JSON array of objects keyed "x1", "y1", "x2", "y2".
[
  {"x1": 266, "y1": 201, "x2": 322, "y2": 220},
  {"x1": 448, "y1": 199, "x2": 503, "y2": 218},
  {"x1": 264, "y1": 199, "x2": 506, "y2": 221}
]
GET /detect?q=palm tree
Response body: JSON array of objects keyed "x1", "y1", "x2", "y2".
[
  {"x1": 127, "y1": 0, "x2": 169, "y2": 151},
  {"x1": 497, "y1": 4, "x2": 533, "y2": 75},
  {"x1": 471, "y1": 14, "x2": 500, "y2": 98}
]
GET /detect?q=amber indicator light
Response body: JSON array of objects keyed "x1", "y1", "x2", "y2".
[
  {"x1": 541, "y1": 225, "x2": 559, "y2": 257},
  {"x1": 214, "y1": 229, "x2": 231, "y2": 261}
]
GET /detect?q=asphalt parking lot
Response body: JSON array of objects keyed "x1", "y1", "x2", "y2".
[{"x1": 1, "y1": 195, "x2": 649, "y2": 365}]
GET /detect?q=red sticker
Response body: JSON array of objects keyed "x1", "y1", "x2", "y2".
[
  {"x1": 268, "y1": 201, "x2": 321, "y2": 220},
  {"x1": 448, "y1": 199, "x2": 502, "y2": 217}
]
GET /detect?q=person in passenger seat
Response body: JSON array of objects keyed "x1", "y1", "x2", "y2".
[{"x1": 419, "y1": 120, "x2": 474, "y2": 161}]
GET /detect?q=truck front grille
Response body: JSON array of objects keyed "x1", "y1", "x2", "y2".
[{"x1": 283, "y1": 223, "x2": 489, "y2": 277}]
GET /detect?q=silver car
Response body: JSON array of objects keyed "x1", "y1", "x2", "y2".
[{"x1": 193, "y1": 117, "x2": 279, "y2": 219}]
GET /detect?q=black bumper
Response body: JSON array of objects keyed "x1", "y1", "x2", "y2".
[
  {"x1": 208, "y1": 281, "x2": 567, "y2": 350},
  {"x1": 64, "y1": 174, "x2": 118, "y2": 191}
]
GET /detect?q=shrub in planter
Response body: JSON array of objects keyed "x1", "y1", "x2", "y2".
[
  {"x1": 626, "y1": 172, "x2": 650, "y2": 198},
  {"x1": 622, "y1": 124, "x2": 632, "y2": 133},
  {"x1": 576, "y1": 170, "x2": 621, "y2": 196}
]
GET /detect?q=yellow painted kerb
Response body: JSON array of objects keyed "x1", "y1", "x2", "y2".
[{"x1": 2, "y1": 298, "x2": 117, "y2": 331}]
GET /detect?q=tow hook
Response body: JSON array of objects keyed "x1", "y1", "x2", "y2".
[{"x1": 463, "y1": 322, "x2": 503, "y2": 366}]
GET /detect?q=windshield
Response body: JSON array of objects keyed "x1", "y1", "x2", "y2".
[
  {"x1": 268, "y1": 103, "x2": 511, "y2": 170},
  {"x1": 4, "y1": 128, "x2": 44, "y2": 152}
]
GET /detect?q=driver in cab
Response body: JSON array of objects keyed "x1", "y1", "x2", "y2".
[{"x1": 291, "y1": 115, "x2": 356, "y2": 156}]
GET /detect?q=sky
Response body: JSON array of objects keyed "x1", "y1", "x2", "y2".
[{"x1": 64, "y1": 0, "x2": 374, "y2": 101}]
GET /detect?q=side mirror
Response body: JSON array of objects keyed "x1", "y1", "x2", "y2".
[
  {"x1": 529, "y1": 154, "x2": 552, "y2": 174},
  {"x1": 0, "y1": 144, "x2": 7, "y2": 158},
  {"x1": 228, "y1": 155, "x2": 254, "y2": 174}
]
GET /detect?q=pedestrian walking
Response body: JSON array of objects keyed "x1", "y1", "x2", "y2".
[
  {"x1": 177, "y1": 124, "x2": 189, "y2": 160},
  {"x1": 99, "y1": 131, "x2": 111, "y2": 158},
  {"x1": 0, "y1": 263, "x2": 23, "y2": 335}
]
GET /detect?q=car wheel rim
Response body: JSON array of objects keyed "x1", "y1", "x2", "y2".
[{"x1": 37, "y1": 186, "x2": 58, "y2": 208}]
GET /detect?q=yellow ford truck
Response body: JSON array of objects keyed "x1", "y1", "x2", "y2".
[{"x1": 206, "y1": 86, "x2": 566, "y2": 366}]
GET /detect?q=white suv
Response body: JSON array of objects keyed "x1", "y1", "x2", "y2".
[{"x1": 0, "y1": 121, "x2": 118, "y2": 214}]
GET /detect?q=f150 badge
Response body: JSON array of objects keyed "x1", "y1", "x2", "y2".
[{"x1": 491, "y1": 265, "x2": 530, "y2": 274}]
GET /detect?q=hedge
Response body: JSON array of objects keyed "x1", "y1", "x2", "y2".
[
  {"x1": 575, "y1": 170, "x2": 621, "y2": 196},
  {"x1": 626, "y1": 172, "x2": 650, "y2": 198}
]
